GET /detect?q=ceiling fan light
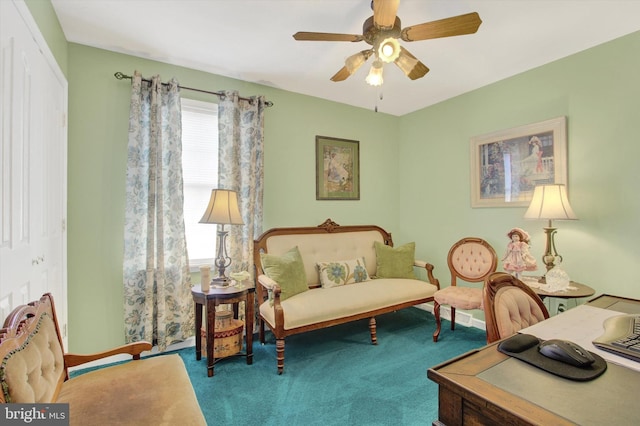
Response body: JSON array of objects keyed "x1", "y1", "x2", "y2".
[
  {"x1": 366, "y1": 59, "x2": 384, "y2": 86},
  {"x1": 377, "y1": 37, "x2": 400, "y2": 63},
  {"x1": 395, "y1": 52, "x2": 418, "y2": 74},
  {"x1": 345, "y1": 51, "x2": 367, "y2": 73}
]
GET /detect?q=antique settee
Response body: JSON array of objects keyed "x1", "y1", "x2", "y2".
[
  {"x1": 0, "y1": 293, "x2": 206, "y2": 425},
  {"x1": 253, "y1": 219, "x2": 440, "y2": 374}
]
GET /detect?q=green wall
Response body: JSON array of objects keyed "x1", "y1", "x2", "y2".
[
  {"x1": 397, "y1": 31, "x2": 640, "y2": 301},
  {"x1": 24, "y1": 0, "x2": 68, "y2": 77},
  {"x1": 66, "y1": 44, "x2": 400, "y2": 352},
  {"x1": 26, "y1": 0, "x2": 640, "y2": 352}
]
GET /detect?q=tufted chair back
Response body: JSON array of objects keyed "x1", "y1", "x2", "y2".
[
  {"x1": 448, "y1": 238, "x2": 498, "y2": 285},
  {"x1": 483, "y1": 272, "x2": 550, "y2": 343},
  {"x1": 433, "y1": 237, "x2": 498, "y2": 342},
  {"x1": 0, "y1": 294, "x2": 66, "y2": 403}
]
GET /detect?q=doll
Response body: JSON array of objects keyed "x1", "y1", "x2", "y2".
[{"x1": 502, "y1": 227, "x2": 537, "y2": 278}]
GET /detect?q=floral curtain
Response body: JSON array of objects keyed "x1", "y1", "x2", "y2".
[
  {"x1": 218, "y1": 91, "x2": 266, "y2": 280},
  {"x1": 123, "y1": 71, "x2": 193, "y2": 351}
]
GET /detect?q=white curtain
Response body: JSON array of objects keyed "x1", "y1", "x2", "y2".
[
  {"x1": 218, "y1": 91, "x2": 266, "y2": 278},
  {"x1": 123, "y1": 71, "x2": 193, "y2": 351}
]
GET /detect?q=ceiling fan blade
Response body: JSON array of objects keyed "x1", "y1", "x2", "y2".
[
  {"x1": 401, "y1": 12, "x2": 482, "y2": 42},
  {"x1": 331, "y1": 67, "x2": 351, "y2": 82},
  {"x1": 394, "y1": 47, "x2": 429, "y2": 80},
  {"x1": 331, "y1": 50, "x2": 374, "y2": 82},
  {"x1": 293, "y1": 32, "x2": 364, "y2": 42},
  {"x1": 373, "y1": 0, "x2": 400, "y2": 29}
]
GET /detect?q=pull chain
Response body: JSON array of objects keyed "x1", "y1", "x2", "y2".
[{"x1": 374, "y1": 90, "x2": 383, "y2": 112}]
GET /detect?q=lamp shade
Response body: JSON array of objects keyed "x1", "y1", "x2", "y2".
[
  {"x1": 377, "y1": 37, "x2": 401, "y2": 63},
  {"x1": 345, "y1": 50, "x2": 371, "y2": 74},
  {"x1": 199, "y1": 189, "x2": 244, "y2": 225},
  {"x1": 366, "y1": 59, "x2": 384, "y2": 86},
  {"x1": 524, "y1": 184, "x2": 577, "y2": 220}
]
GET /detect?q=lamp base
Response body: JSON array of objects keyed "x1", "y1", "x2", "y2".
[
  {"x1": 542, "y1": 225, "x2": 561, "y2": 272},
  {"x1": 211, "y1": 276, "x2": 231, "y2": 288}
]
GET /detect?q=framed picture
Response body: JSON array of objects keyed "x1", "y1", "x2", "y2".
[
  {"x1": 316, "y1": 136, "x2": 360, "y2": 200},
  {"x1": 470, "y1": 116, "x2": 567, "y2": 208}
]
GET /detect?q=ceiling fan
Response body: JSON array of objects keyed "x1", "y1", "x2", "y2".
[{"x1": 293, "y1": 0, "x2": 482, "y2": 85}]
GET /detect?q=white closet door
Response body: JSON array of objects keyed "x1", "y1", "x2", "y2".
[{"x1": 0, "y1": 0, "x2": 67, "y2": 347}]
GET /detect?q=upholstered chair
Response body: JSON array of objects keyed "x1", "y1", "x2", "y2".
[
  {"x1": 433, "y1": 237, "x2": 498, "y2": 342},
  {"x1": 483, "y1": 271, "x2": 550, "y2": 343}
]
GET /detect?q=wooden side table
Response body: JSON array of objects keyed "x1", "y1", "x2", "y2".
[
  {"x1": 521, "y1": 276, "x2": 595, "y2": 315},
  {"x1": 191, "y1": 283, "x2": 255, "y2": 377}
]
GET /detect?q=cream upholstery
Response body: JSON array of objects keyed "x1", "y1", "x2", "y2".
[
  {"x1": 57, "y1": 355, "x2": 204, "y2": 426},
  {"x1": 493, "y1": 288, "x2": 546, "y2": 337},
  {"x1": 483, "y1": 272, "x2": 550, "y2": 343},
  {"x1": 264, "y1": 230, "x2": 384, "y2": 286},
  {"x1": 448, "y1": 241, "x2": 497, "y2": 280},
  {"x1": 433, "y1": 286, "x2": 483, "y2": 310},
  {"x1": 0, "y1": 294, "x2": 206, "y2": 425},
  {"x1": 260, "y1": 278, "x2": 434, "y2": 330},
  {"x1": 253, "y1": 220, "x2": 440, "y2": 374},
  {"x1": 432, "y1": 237, "x2": 498, "y2": 342},
  {"x1": 0, "y1": 313, "x2": 64, "y2": 403}
]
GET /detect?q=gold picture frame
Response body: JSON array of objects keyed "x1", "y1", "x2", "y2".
[
  {"x1": 316, "y1": 136, "x2": 360, "y2": 200},
  {"x1": 470, "y1": 116, "x2": 567, "y2": 208}
]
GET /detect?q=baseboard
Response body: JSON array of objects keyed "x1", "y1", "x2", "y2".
[
  {"x1": 68, "y1": 337, "x2": 196, "y2": 372},
  {"x1": 415, "y1": 302, "x2": 486, "y2": 330}
]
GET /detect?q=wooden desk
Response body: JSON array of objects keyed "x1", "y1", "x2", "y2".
[
  {"x1": 427, "y1": 294, "x2": 640, "y2": 425},
  {"x1": 191, "y1": 283, "x2": 255, "y2": 377}
]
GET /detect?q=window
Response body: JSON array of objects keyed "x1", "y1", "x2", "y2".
[{"x1": 181, "y1": 98, "x2": 218, "y2": 267}]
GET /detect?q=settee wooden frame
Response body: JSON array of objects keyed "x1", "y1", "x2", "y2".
[{"x1": 253, "y1": 219, "x2": 440, "y2": 374}]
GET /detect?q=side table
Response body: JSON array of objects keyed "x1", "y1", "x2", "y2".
[
  {"x1": 521, "y1": 276, "x2": 595, "y2": 315},
  {"x1": 191, "y1": 283, "x2": 255, "y2": 377}
]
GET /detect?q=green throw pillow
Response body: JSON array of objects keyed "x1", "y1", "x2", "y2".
[
  {"x1": 260, "y1": 246, "x2": 308, "y2": 301},
  {"x1": 374, "y1": 241, "x2": 416, "y2": 279}
]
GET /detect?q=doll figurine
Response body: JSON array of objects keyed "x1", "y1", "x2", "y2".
[{"x1": 502, "y1": 227, "x2": 537, "y2": 278}]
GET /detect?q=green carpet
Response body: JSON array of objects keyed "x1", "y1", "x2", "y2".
[
  {"x1": 180, "y1": 308, "x2": 486, "y2": 425},
  {"x1": 72, "y1": 308, "x2": 485, "y2": 425}
]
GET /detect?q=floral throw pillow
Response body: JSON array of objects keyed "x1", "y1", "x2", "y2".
[{"x1": 316, "y1": 257, "x2": 370, "y2": 288}]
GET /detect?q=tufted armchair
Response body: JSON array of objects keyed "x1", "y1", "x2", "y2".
[
  {"x1": 0, "y1": 293, "x2": 206, "y2": 425},
  {"x1": 483, "y1": 272, "x2": 550, "y2": 343},
  {"x1": 432, "y1": 237, "x2": 498, "y2": 342}
]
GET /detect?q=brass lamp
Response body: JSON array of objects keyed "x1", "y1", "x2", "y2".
[
  {"x1": 199, "y1": 189, "x2": 244, "y2": 286},
  {"x1": 524, "y1": 184, "x2": 577, "y2": 277}
]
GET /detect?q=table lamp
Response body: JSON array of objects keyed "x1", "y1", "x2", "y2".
[
  {"x1": 199, "y1": 189, "x2": 244, "y2": 286},
  {"x1": 524, "y1": 184, "x2": 577, "y2": 276}
]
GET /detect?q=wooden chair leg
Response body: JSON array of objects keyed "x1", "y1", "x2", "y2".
[
  {"x1": 276, "y1": 338, "x2": 284, "y2": 375},
  {"x1": 433, "y1": 301, "x2": 442, "y2": 342},
  {"x1": 368, "y1": 317, "x2": 378, "y2": 345},
  {"x1": 259, "y1": 319, "x2": 265, "y2": 344},
  {"x1": 450, "y1": 306, "x2": 456, "y2": 330}
]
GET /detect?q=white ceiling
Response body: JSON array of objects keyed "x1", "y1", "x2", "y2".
[{"x1": 51, "y1": 0, "x2": 640, "y2": 116}]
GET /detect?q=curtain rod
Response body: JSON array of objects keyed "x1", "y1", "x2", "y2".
[{"x1": 114, "y1": 72, "x2": 273, "y2": 107}]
